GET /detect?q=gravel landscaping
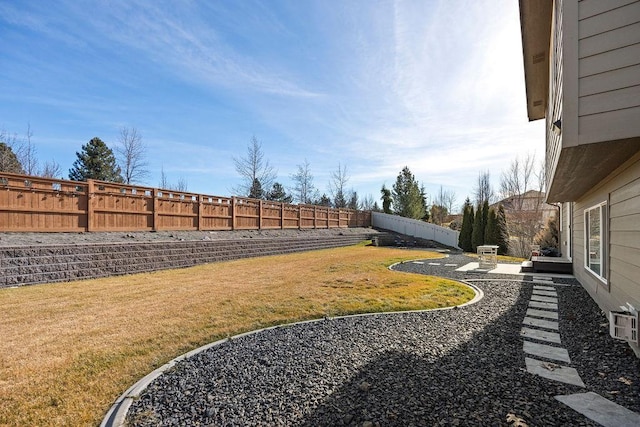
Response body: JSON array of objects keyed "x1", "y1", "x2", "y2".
[{"x1": 123, "y1": 254, "x2": 640, "y2": 426}]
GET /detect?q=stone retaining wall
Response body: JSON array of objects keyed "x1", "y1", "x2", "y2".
[{"x1": 0, "y1": 234, "x2": 371, "y2": 288}]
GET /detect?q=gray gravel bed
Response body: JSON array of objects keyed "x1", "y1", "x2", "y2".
[{"x1": 124, "y1": 253, "x2": 640, "y2": 426}]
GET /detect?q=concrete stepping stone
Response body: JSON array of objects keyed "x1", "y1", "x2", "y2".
[
  {"x1": 526, "y1": 308, "x2": 559, "y2": 319},
  {"x1": 428, "y1": 262, "x2": 441, "y2": 266},
  {"x1": 532, "y1": 289, "x2": 557, "y2": 297},
  {"x1": 533, "y1": 276, "x2": 553, "y2": 282},
  {"x1": 521, "y1": 327, "x2": 561, "y2": 343},
  {"x1": 529, "y1": 300, "x2": 559, "y2": 310},
  {"x1": 533, "y1": 285, "x2": 556, "y2": 291},
  {"x1": 525, "y1": 357, "x2": 585, "y2": 387},
  {"x1": 523, "y1": 340, "x2": 570, "y2": 363},
  {"x1": 556, "y1": 392, "x2": 640, "y2": 427},
  {"x1": 412, "y1": 261, "x2": 424, "y2": 265},
  {"x1": 445, "y1": 264, "x2": 457, "y2": 267},
  {"x1": 523, "y1": 316, "x2": 559, "y2": 330},
  {"x1": 530, "y1": 295, "x2": 558, "y2": 303}
]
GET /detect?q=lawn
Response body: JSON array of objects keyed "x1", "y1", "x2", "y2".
[{"x1": 0, "y1": 243, "x2": 474, "y2": 426}]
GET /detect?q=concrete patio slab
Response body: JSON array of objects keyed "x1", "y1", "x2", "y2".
[
  {"x1": 521, "y1": 327, "x2": 561, "y2": 343},
  {"x1": 523, "y1": 316, "x2": 559, "y2": 330},
  {"x1": 526, "y1": 308, "x2": 559, "y2": 319},
  {"x1": 556, "y1": 392, "x2": 640, "y2": 427},
  {"x1": 525, "y1": 357, "x2": 585, "y2": 387},
  {"x1": 523, "y1": 340, "x2": 570, "y2": 363}
]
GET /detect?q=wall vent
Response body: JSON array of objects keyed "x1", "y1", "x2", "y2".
[{"x1": 609, "y1": 311, "x2": 638, "y2": 343}]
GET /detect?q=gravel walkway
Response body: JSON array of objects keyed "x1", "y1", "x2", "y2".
[{"x1": 124, "y1": 254, "x2": 640, "y2": 426}]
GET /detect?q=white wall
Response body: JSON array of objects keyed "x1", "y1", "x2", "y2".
[{"x1": 371, "y1": 212, "x2": 460, "y2": 249}]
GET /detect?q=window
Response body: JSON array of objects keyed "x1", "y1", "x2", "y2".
[{"x1": 585, "y1": 202, "x2": 607, "y2": 282}]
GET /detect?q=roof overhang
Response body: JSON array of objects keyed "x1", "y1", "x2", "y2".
[{"x1": 519, "y1": 0, "x2": 553, "y2": 121}]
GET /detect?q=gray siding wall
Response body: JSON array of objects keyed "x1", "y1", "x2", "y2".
[
  {"x1": 547, "y1": 0, "x2": 563, "y2": 192},
  {"x1": 573, "y1": 152, "x2": 640, "y2": 354},
  {"x1": 577, "y1": 0, "x2": 640, "y2": 143}
]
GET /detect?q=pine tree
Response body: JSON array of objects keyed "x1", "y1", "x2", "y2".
[
  {"x1": 266, "y1": 182, "x2": 292, "y2": 203},
  {"x1": 496, "y1": 204, "x2": 510, "y2": 255},
  {"x1": 0, "y1": 142, "x2": 24, "y2": 174},
  {"x1": 249, "y1": 178, "x2": 264, "y2": 199},
  {"x1": 471, "y1": 204, "x2": 484, "y2": 251},
  {"x1": 534, "y1": 215, "x2": 559, "y2": 249},
  {"x1": 484, "y1": 207, "x2": 498, "y2": 246},
  {"x1": 392, "y1": 166, "x2": 426, "y2": 219},
  {"x1": 381, "y1": 185, "x2": 392, "y2": 214},
  {"x1": 69, "y1": 137, "x2": 123, "y2": 182},
  {"x1": 482, "y1": 200, "x2": 489, "y2": 238},
  {"x1": 458, "y1": 198, "x2": 474, "y2": 252}
]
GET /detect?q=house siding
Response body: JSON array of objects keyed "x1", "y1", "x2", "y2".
[
  {"x1": 577, "y1": 0, "x2": 640, "y2": 144},
  {"x1": 573, "y1": 152, "x2": 640, "y2": 355},
  {"x1": 546, "y1": 0, "x2": 563, "y2": 193}
]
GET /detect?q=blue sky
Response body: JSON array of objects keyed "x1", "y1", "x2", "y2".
[{"x1": 0, "y1": 0, "x2": 544, "y2": 211}]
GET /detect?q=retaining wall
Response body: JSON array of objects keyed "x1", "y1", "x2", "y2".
[{"x1": 0, "y1": 233, "x2": 372, "y2": 288}]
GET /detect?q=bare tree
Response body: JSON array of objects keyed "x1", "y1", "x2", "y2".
[
  {"x1": 21, "y1": 123, "x2": 38, "y2": 175},
  {"x1": 329, "y1": 163, "x2": 349, "y2": 208},
  {"x1": 159, "y1": 166, "x2": 169, "y2": 189},
  {"x1": 116, "y1": 127, "x2": 148, "y2": 184},
  {"x1": 499, "y1": 153, "x2": 546, "y2": 257},
  {"x1": 290, "y1": 159, "x2": 316, "y2": 204},
  {"x1": 39, "y1": 160, "x2": 62, "y2": 178},
  {"x1": 473, "y1": 170, "x2": 495, "y2": 206},
  {"x1": 174, "y1": 177, "x2": 188, "y2": 192},
  {"x1": 360, "y1": 194, "x2": 376, "y2": 210},
  {"x1": 233, "y1": 136, "x2": 277, "y2": 197},
  {"x1": 158, "y1": 165, "x2": 188, "y2": 191}
]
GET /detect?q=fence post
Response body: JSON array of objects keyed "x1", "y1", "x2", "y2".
[
  {"x1": 197, "y1": 194, "x2": 203, "y2": 231},
  {"x1": 327, "y1": 207, "x2": 330, "y2": 229},
  {"x1": 313, "y1": 206, "x2": 317, "y2": 229},
  {"x1": 86, "y1": 179, "x2": 95, "y2": 232},
  {"x1": 297, "y1": 205, "x2": 301, "y2": 230},
  {"x1": 232, "y1": 197, "x2": 237, "y2": 230},
  {"x1": 279, "y1": 203, "x2": 283, "y2": 229},
  {"x1": 258, "y1": 199, "x2": 263, "y2": 230},
  {"x1": 152, "y1": 188, "x2": 159, "y2": 231}
]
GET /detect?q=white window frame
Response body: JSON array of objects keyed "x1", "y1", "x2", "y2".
[{"x1": 584, "y1": 202, "x2": 607, "y2": 284}]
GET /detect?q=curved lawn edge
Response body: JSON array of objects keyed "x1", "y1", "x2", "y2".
[{"x1": 100, "y1": 262, "x2": 482, "y2": 427}]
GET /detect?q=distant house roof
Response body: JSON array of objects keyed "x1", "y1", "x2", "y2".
[{"x1": 492, "y1": 190, "x2": 554, "y2": 212}]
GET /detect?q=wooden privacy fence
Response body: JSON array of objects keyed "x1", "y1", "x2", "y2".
[{"x1": 0, "y1": 172, "x2": 371, "y2": 233}]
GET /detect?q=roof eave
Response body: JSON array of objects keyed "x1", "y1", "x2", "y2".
[{"x1": 519, "y1": 0, "x2": 553, "y2": 121}]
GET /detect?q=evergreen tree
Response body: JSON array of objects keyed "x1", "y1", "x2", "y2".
[
  {"x1": 248, "y1": 178, "x2": 264, "y2": 199},
  {"x1": 69, "y1": 137, "x2": 123, "y2": 182},
  {"x1": 496, "y1": 204, "x2": 510, "y2": 255},
  {"x1": 0, "y1": 142, "x2": 24, "y2": 174},
  {"x1": 482, "y1": 200, "x2": 489, "y2": 238},
  {"x1": 316, "y1": 194, "x2": 332, "y2": 207},
  {"x1": 392, "y1": 166, "x2": 426, "y2": 219},
  {"x1": 266, "y1": 182, "x2": 292, "y2": 203},
  {"x1": 347, "y1": 190, "x2": 359, "y2": 210},
  {"x1": 381, "y1": 185, "x2": 392, "y2": 214},
  {"x1": 458, "y1": 198, "x2": 474, "y2": 252},
  {"x1": 484, "y1": 207, "x2": 498, "y2": 246},
  {"x1": 534, "y1": 214, "x2": 559, "y2": 249},
  {"x1": 471, "y1": 204, "x2": 484, "y2": 251}
]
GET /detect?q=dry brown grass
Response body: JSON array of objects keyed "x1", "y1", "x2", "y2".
[{"x1": 0, "y1": 244, "x2": 474, "y2": 426}]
